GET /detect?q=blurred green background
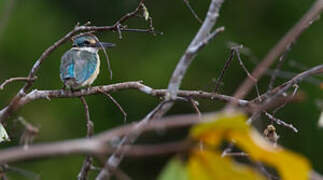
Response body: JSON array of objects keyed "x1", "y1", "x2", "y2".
[{"x1": 0, "y1": 0, "x2": 322, "y2": 179}]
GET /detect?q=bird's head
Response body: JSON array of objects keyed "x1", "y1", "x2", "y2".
[{"x1": 72, "y1": 34, "x2": 116, "y2": 49}]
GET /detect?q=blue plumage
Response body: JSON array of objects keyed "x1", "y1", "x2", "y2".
[{"x1": 59, "y1": 34, "x2": 115, "y2": 89}]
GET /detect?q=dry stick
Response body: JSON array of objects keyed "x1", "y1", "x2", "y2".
[
  {"x1": 78, "y1": 96, "x2": 94, "y2": 180},
  {"x1": 183, "y1": 0, "x2": 203, "y2": 23},
  {"x1": 100, "y1": 90, "x2": 127, "y2": 123},
  {"x1": 272, "y1": 84, "x2": 299, "y2": 115},
  {"x1": 233, "y1": 47, "x2": 262, "y2": 101},
  {"x1": 0, "y1": 76, "x2": 37, "y2": 90},
  {"x1": 268, "y1": 43, "x2": 293, "y2": 90},
  {"x1": 3, "y1": 164, "x2": 40, "y2": 180},
  {"x1": 213, "y1": 49, "x2": 234, "y2": 93},
  {"x1": 258, "y1": 64, "x2": 323, "y2": 113},
  {"x1": 167, "y1": 0, "x2": 225, "y2": 100},
  {"x1": 0, "y1": 1, "x2": 157, "y2": 123},
  {"x1": 263, "y1": 111, "x2": 298, "y2": 133},
  {"x1": 188, "y1": 98, "x2": 202, "y2": 120},
  {"x1": 247, "y1": 64, "x2": 323, "y2": 125},
  {"x1": 229, "y1": 0, "x2": 323, "y2": 107}
]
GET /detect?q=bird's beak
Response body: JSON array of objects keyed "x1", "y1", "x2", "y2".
[{"x1": 95, "y1": 42, "x2": 116, "y2": 49}]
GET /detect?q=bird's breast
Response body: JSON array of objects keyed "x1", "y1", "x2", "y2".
[{"x1": 81, "y1": 54, "x2": 100, "y2": 86}]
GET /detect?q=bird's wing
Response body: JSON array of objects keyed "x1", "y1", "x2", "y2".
[
  {"x1": 60, "y1": 49, "x2": 76, "y2": 81},
  {"x1": 60, "y1": 49, "x2": 98, "y2": 85},
  {"x1": 74, "y1": 50, "x2": 98, "y2": 84}
]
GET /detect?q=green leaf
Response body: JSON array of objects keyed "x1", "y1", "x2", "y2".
[
  {"x1": 158, "y1": 158, "x2": 188, "y2": 180},
  {"x1": 0, "y1": 123, "x2": 10, "y2": 143},
  {"x1": 142, "y1": 4, "x2": 149, "y2": 21}
]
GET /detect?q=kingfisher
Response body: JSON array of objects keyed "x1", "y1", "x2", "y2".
[{"x1": 60, "y1": 34, "x2": 115, "y2": 90}]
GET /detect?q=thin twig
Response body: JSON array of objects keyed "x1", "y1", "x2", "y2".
[
  {"x1": 188, "y1": 98, "x2": 202, "y2": 120},
  {"x1": 183, "y1": 0, "x2": 203, "y2": 23},
  {"x1": 257, "y1": 64, "x2": 323, "y2": 112},
  {"x1": 233, "y1": 47, "x2": 262, "y2": 101},
  {"x1": 80, "y1": 97, "x2": 93, "y2": 138},
  {"x1": 0, "y1": 77, "x2": 37, "y2": 90},
  {"x1": 264, "y1": 111, "x2": 298, "y2": 133},
  {"x1": 272, "y1": 84, "x2": 299, "y2": 115},
  {"x1": 78, "y1": 96, "x2": 94, "y2": 180},
  {"x1": 214, "y1": 49, "x2": 234, "y2": 93},
  {"x1": 3, "y1": 164, "x2": 40, "y2": 180},
  {"x1": 16, "y1": 117, "x2": 39, "y2": 149},
  {"x1": 268, "y1": 43, "x2": 293, "y2": 90},
  {"x1": 100, "y1": 90, "x2": 127, "y2": 123}
]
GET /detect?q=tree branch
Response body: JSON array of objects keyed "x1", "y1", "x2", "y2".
[
  {"x1": 78, "y1": 96, "x2": 94, "y2": 180},
  {"x1": 0, "y1": 81, "x2": 249, "y2": 120},
  {"x1": 0, "y1": 77, "x2": 37, "y2": 90}
]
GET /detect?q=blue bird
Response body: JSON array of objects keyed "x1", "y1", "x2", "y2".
[{"x1": 60, "y1": 34, "x2": 115, "y2": 89}]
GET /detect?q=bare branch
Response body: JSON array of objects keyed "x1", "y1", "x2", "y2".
[
  {"x1": 233, "y1": 47, "x2": 262, "y2": 101},
  {"x1": 188, "y1": 98, "x2": 202, "y2": 120},
  {"x1": 268, "y1": 44, "x2": 293, "y2": 90},
  {"x1": 264, "y1": 111, "x2": 298, "y2": 133},
  {"x1": 214, "y1": 49, "x2": 234, "y2": 92},
  {"x1": 0, "y1": 76, "x2": 37, "y2": 90},
  {"x1": 80, "y1": 97, "x2": 93, "y2": 138},
  {"x1": 167, "y1": 0, "x2": 225, "y2": 99},
  {"x1": 78, "y1": 96, "x2": 94, "y2": 180},
  {"x1": 0, "y1": 81, "x2": 249, "y2": 120},
  {"x1": 100, "y1": 91, "x2": 127, "y2": 123},
  {"x1": 183, "y1": 0, "x2": 203, "y2": 23},
  {"x1": 257, "y1": 64, "x2": 323, "y2": 112}
]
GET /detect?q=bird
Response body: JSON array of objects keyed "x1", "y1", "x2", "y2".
[{"x1": 60, "y1": 34, "x2": 115, "y2": 90}]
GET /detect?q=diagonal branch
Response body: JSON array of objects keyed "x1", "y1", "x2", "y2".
[
  {"x1": 0, "y1": 77, "x2": 37, "y2": 90},
  {"x1": 230, "y1": 0, "x2": 323, "y2": 106},
  {"x1": 78, "y1": 96, "x2": 94, "y2": 180},
  {"x1": 167, "y1": 0, "x2": 225, "y2": 99}
]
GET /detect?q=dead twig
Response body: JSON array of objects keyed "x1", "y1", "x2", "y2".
[
  {"x1": 99, "y1": 90, "x2": 127, "y2": 123},
  {"x1": 0, "y1": 76, "x2": 37, "y2": 90},
  {"x1": 78, "y1": 96, "x2": 94, "y2": 180},
  {"x1": 213, "y1": 49, "x2": 234, "y2": 93},
  {"x1": 264, "y1": 111, "x2": 298, "y2": 133},
  {"x1": 183, "y1": 0, "x2": 203, "y2": 23}
]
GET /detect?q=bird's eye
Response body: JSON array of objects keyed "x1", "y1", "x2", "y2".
[{"x1": 84, "y1": 41, "x2": 90, "y2": 45}]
